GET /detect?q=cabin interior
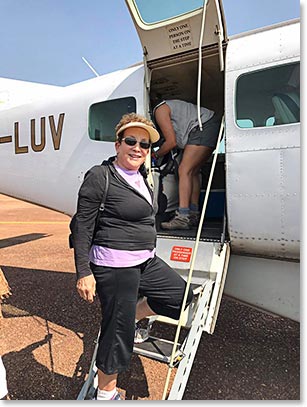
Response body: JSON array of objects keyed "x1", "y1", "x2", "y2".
[{"x1": 148, "y1": 45, "x2": 227, "y2": 243}]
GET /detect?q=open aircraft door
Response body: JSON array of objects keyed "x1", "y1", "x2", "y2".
[
  {"x1": 125, "y1": 0, "x2": 227, "y2": 64},
  {"x1": 125, "y1": 0, "x2": 227, "y2": 112}
]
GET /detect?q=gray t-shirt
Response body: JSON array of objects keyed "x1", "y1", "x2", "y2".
[{"x1": 164, "y1": 100, "x2": 214, "y2": 149}]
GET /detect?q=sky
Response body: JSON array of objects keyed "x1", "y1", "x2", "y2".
[{"x1": 0, "y1": 0, "x2": 301, "y2": 86}]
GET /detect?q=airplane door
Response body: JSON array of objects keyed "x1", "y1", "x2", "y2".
[{"x1": 125, "y1": 0, "x2": 227, "y2": 62}]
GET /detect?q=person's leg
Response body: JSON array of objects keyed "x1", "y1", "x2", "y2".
[
  {"x1": 187, "y1": 113, "x2": 222, "y2": 209},
  {"x1": 189, "y1": 146, "x2": 213, "y2": 226},
  {"x1": 188, "y1": 114, "x2": 221, "y2": 227},
  {"x1": 190, "y1": 172, "x2": 201, "y2": 209},
  {"x1": 161, "y1": 145, "x2": 213, "y2": 230},
  {"x1": 139, "y1": 256, "x2": 194, "y2": 321},
  {"x1": 135, "y1": 296, "x2": 156, "y2": 321},
  {"x1": 94, "y1": 373, "x2": 123, "y2": 400},
  {"x1": 91, "y1": 263, "x2": 140, "y2": 397},
  {"x1": 179, "y1": 144, "x2": 213, "y2": 208},
  {"x1": 96, "y1": 371, "x2": 117, "y2": 394}
]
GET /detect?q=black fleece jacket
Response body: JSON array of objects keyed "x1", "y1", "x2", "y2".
[{"x1": 71, "y1": 157, "x2": 156, "y2": 279}]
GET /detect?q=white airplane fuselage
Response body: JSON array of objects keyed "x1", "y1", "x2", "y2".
[{"x1": 0, "y1": 17, "x2": 300, "y2": 321}]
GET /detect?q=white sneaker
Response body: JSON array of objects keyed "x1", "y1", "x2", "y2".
[
  {"x1": 92, "y1": 390, "x2": 124, "y2": 401},
  {"x1": 134, "y1": 326, "x2": 150, "y2": 344}
]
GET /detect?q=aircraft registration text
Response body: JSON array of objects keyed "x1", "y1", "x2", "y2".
[{"x1": 0, "y1": 113, "x2": 65, "y2": 154}]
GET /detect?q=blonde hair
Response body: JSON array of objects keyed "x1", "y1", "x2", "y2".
[{"x1": 115, "y1": 113, "x2": 155, "y2": 140}]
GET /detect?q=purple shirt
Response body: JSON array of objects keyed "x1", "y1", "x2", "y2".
[{"x1": 89, "y1": 164, "x2": 155, "y2": 267}]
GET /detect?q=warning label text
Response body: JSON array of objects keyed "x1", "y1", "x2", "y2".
[{"x1": 170, "y1": 246, "x2": 192, "y2": 262}]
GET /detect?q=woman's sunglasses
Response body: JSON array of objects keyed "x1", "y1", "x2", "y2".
[{"x1": 121, "y1": 137, "x2": 151, "y2": 150}]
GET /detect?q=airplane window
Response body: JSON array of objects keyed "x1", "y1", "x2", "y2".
[
  {"x1": 236, "y1": 62, "x2": 300, "y2": 128},
  {"x1": 88, "y1": 97, "x2": 136, "y2": 142},
  {"x1": 133, "y1": 0, "x2": 204, "y2": 24}
]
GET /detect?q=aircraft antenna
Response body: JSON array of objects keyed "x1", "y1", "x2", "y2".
[{"x1": 81, "y1": 56, "x2": 100, "y2": 77}]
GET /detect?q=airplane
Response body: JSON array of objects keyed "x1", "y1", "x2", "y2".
[{"x1": 0, "y1": 0, "x2": 300, "y2": 400}]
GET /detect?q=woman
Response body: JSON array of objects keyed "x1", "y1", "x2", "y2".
[
  {"x1": 71, "y1": 113, "x2": 193, "y2": 400},
  {"x1": 152, "y1": 99, "x2": 222, "y2": 230}
]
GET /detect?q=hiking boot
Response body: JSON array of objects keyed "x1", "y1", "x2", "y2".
[
  {"x1": 160, "y1": 212, "x2": 190, "y2": 230},
  {"x1": 189, "y1": 211, "x2": 200, "y2": 228}
]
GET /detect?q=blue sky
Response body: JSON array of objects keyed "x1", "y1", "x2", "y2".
[{"x1": 0, "y1": 0, "x2": 300, "y2": 86}]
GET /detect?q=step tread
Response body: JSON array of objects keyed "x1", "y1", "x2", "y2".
[{"x1": 133, "y1": 336, "x2": 181, "y2": 363}]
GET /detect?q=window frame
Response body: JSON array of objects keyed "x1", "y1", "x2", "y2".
[
  {"x1": 234, "y1": 62, "x2": 300, "y2": 130},
  {"x1": 88, "y1": 96, "x2": 137, "y2": 142}
]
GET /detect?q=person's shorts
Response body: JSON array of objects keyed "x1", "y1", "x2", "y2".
[{"x1": 187, "y1": 113, "x2": 222, "y2": 148}]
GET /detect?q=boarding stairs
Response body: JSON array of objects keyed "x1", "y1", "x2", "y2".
[
  {"x1": 77, "y1": 238, "x2": 230, "y2": 401},
  {"x1": 133, "y1": 237, "x2": 230, "y2": 400}
]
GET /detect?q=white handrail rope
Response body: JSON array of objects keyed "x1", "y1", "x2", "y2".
[
  {"x1": 197, "y1": 0, "x2": 208, "y2": 131},
  {"x1": 214, "y1": 0, "x2": 225, "y2": 72},
  {"x1": 161, "y1": 117, "x2": 225, "y2": 400}
]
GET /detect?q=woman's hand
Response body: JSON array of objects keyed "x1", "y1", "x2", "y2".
[{"x1": 76, "y1": 275, "x2": 96, "y2": 303}]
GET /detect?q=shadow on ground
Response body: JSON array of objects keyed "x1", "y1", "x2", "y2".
[
  {"x1": 0, "y1": 233, "x2": 49, "y2": 249},
  {"x1": 1, "y1": 265, "x2": 100, "y2": 400},
  {"x1": 1, "y1": 266, "x2": 300, "y2": 400}
]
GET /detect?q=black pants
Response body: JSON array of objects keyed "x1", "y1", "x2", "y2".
[{"x1": 90, "y1": 255, "x2": 194, "y2": 375}]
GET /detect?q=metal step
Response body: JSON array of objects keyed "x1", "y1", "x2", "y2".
[
  {"x1": 167, "y1": 243, "x2": 230, "y2": 399},
  {"x1": 133, "y1": 336, "x2": 183, "y2": 364}
]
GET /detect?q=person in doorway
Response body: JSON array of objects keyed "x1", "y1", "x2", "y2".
[
  {"x1": 152, "y1": 99, "x2": 222, "y2": 230},
  {"x1": 71, "y1": 113, "x2": 194, "y2": 401}
]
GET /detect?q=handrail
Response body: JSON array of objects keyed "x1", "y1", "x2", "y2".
[
  {"x1": 214, "y1": 0, "x2": 225, "y2": 71},
  {"x1": 197, "y1": 0, "x2": 208, "y2": 131},
  {"x1": 162, "y1": 116, "x2": 225, "y2": 400}
]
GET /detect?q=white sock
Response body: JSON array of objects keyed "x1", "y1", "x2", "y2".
[{"x1": 96, "y1": 388, "x2": 117, "y2": 400}]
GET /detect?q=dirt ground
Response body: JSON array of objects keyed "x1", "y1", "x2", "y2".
[{"x1": 0, "y1": 194, "x2": 300, "y2": 400}]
